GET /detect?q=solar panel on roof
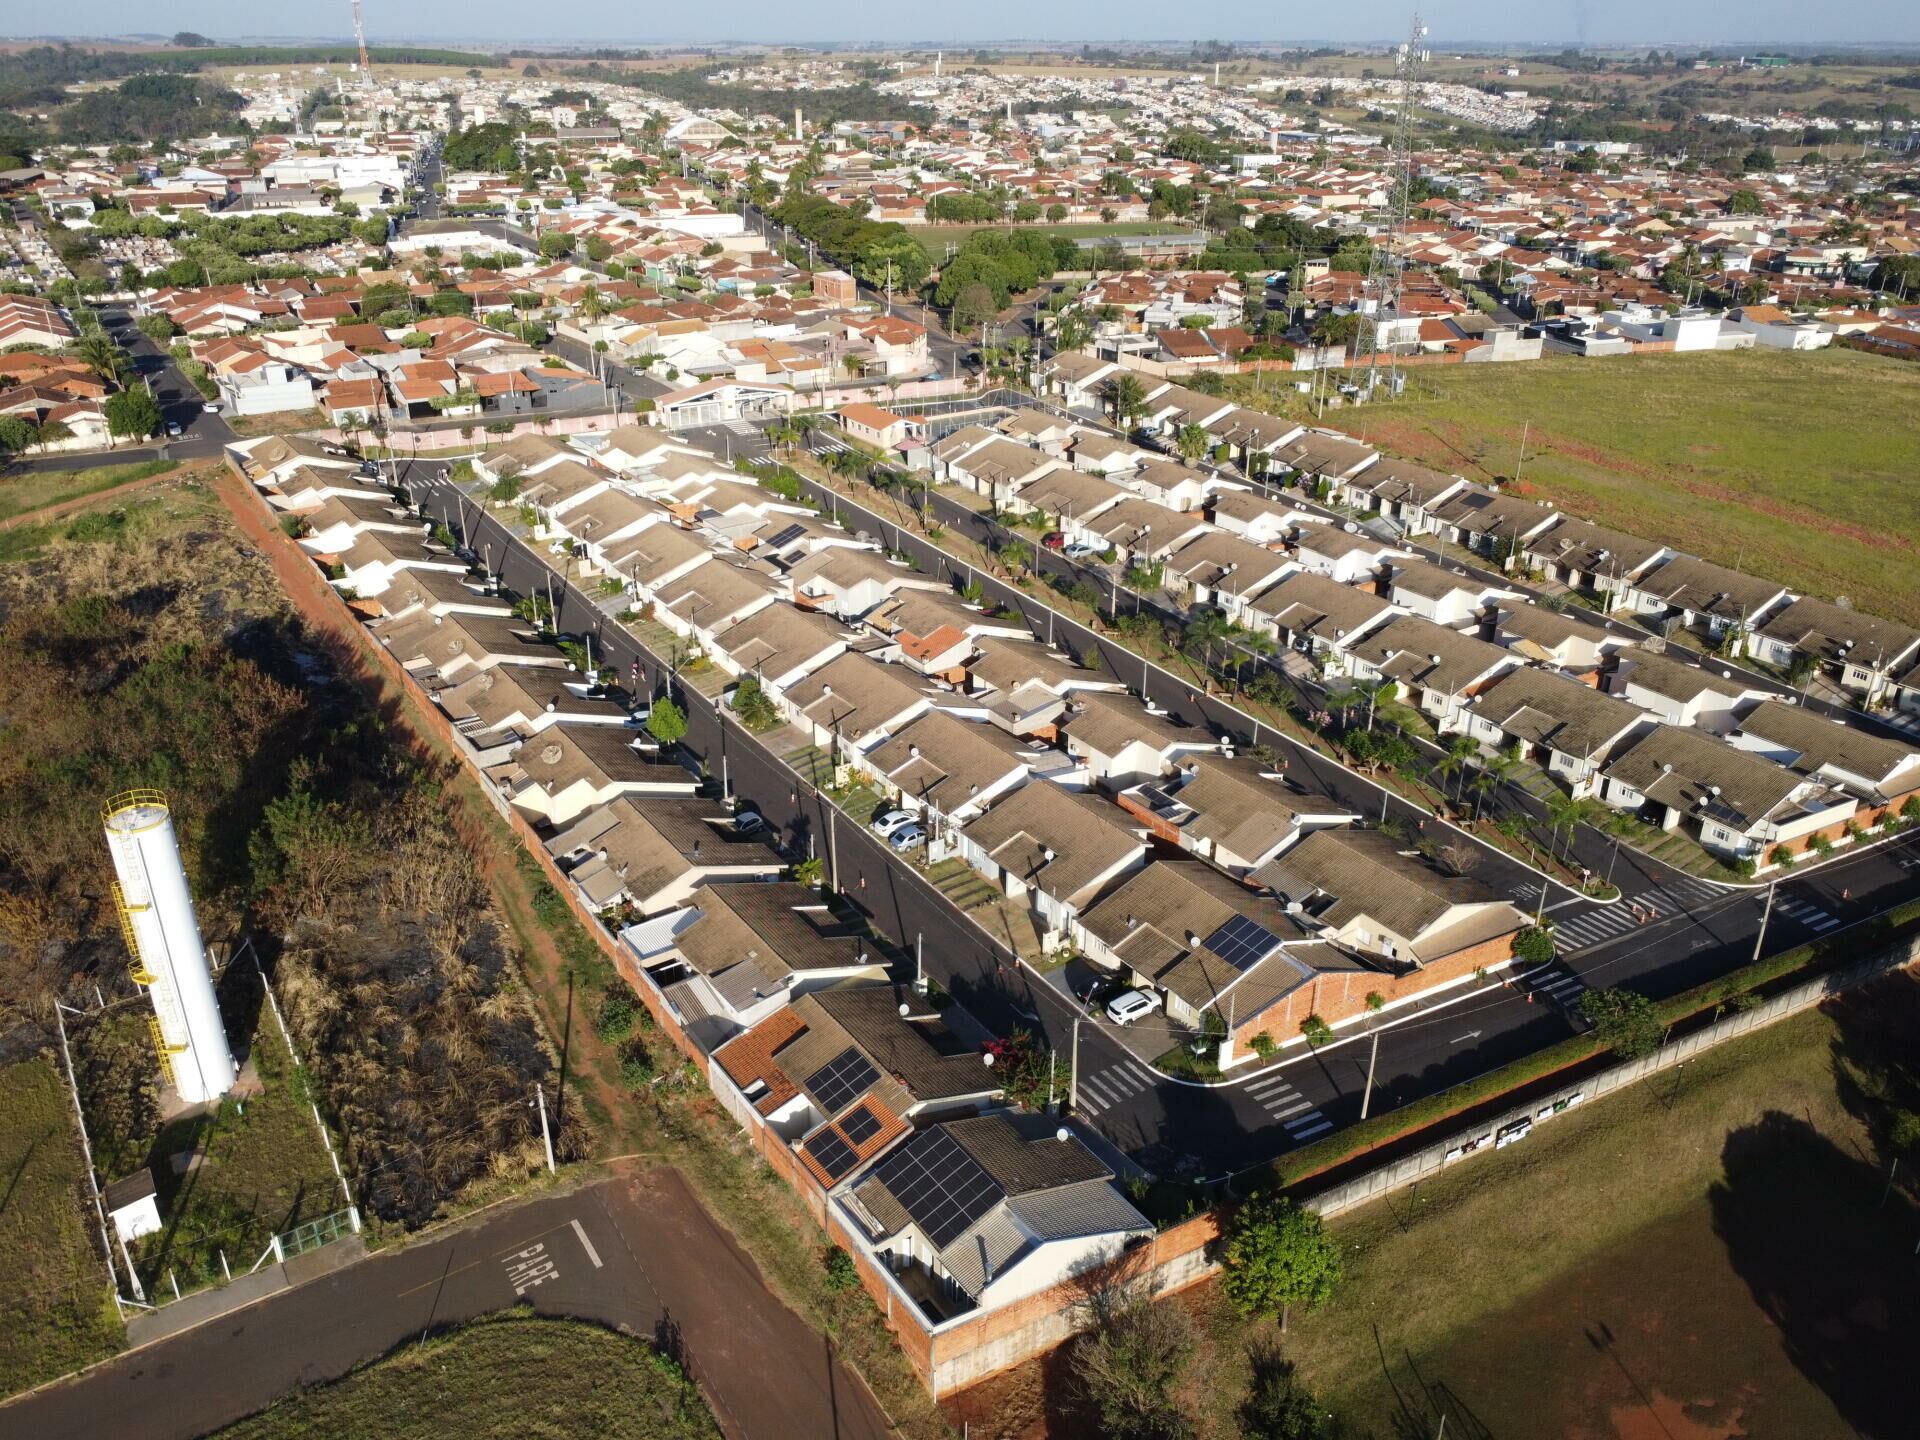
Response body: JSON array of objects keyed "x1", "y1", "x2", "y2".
[
  {"x1": 872, "y1": 1127, "x2": 1005, "y2": 1249},
  {"x1": 805, "y1": 1129, "x2": 859, "y2": 1182},
  {"x1": 764, "y1": 522, "x2": 807, "y2": 550},
  {"x1": 840, "y1": 1102, "x2": 882, "y2": 1145},
  {"x1": 1205, "y1": 914, "x2": 1281, "y2": 973},
  {"x1": 806, "y1": 1046, "x2": 879, "y2": 1115}
]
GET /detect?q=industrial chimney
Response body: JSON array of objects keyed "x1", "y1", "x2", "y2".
[
  {"x1": 103, "y1": 791, "x2": 236, "y2": 1105},
  {"x1": 794, "y1": 107, "x2": 803, "y2": 141}
]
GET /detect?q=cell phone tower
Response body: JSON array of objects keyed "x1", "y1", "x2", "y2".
[
  {"x1": 351, "y1": 0, "x2": 374, "y2": 87},
  {"x1": 104, "y1": 791, "x2": 237, "y2": 1106},
  {"x1": 1361, "y1": 10, "x2": 1429, "y2": 402}
]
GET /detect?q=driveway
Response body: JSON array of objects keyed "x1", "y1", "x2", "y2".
[{"x1": 1, "y1": 1168, "x2": 894, "y2": 1440}]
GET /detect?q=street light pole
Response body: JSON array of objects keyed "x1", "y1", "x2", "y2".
[
  {"x1": 1069, "y1": 1018, "x2": 1081, "y2": 1112},
  {"x1": 1359, "y1": 1024, "x2": 1382, "y2": 1119},
  {"x1": 1751, "y1": 879, "x2": 1777, "y2": 963}
]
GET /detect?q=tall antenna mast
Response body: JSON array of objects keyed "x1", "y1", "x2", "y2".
[
  {"x1": 1363, "y1": 10, "x2": 1427, "y2": 402},
  {"x1": 351, "y1": 0, "x2": 374, "y2": 88}
]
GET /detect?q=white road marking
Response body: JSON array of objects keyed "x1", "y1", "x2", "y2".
[
  {"x1": 1269, "y1": 1098, "x2": 1315, "y2": 1121},
  {"x1": 570, "y1": 1218, "x2": 603, "y2": 1269}
]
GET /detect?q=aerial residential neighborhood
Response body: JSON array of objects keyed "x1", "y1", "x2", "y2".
[{"x1": 0, "y1": 11, "x2": 1917, "y2": 1440}]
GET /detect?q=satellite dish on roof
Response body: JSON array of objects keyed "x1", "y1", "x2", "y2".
[
  {"x1": 900, "y1": 1002, "x2": 912, "y2": 1017},
  {"x1": 981, "y1": 1050, "x2": 996, "y2": 1066},
  {"x1": 1055, "y1": 1126, "x2": 1072, "y2": 1143}
]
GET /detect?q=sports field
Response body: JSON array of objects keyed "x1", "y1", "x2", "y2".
[{"x1": 1366, "y1": 347, "x2": 1920, "y2": 626}]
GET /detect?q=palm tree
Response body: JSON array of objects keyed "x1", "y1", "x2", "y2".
[
  {"x1": 1175, "y1": 423, "x2": 1211, "y2": 463},
  {"x1": 1103, "y1": 372, "x2": 1147, "y2": 429},
  {"x1": 1543, "y1": 791, "x2": 1588, "y2": 870},
  {"x1": 1437, "y1": 735, "x2": 1479, "y2": 804},
  {"x1": 999, "y1": 537, "x2": 1034, "y2": 579},
  {"x1": 1181, "y1": 610, "x2": 1234, "y2": 683},
  {"x1": 71, "y1": 334, "x2": 126, "y2": 385}
]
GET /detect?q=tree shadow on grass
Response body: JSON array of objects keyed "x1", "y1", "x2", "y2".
[{"x1": 1708, "y1": 1108, "x2": 1918, "y2": 1440}]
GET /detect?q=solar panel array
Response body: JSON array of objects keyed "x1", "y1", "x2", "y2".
[
  {"x1": 839, "y1": 1102, "x2": 883, "y2": 1145},
  {"x1": 764, "y1": 522, "x2": 807, "y2": 550},
  {"x1": 1205, "y1": 914, "x2": 1281, "y2": 973},
  {"x1": 805, "y1": 1046, "x2": 879, "y2": 1115},
  {"x1": 805, "y1": 1128, "x2": 859, "y2": 1182},
  {"x1": 872, "y1": 1128, "x2": 1006, "y2": 1249}
]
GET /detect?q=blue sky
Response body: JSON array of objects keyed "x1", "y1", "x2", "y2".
[{"x1": 37, "y1": 1, "x2": 1920, "y2": 47}]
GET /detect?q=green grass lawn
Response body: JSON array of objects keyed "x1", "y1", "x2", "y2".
[
  {"x1": 125, "y1": 1011, "x2": 344, "y2": 1295},
  {"x1": 1361, "y1": 347, "x2": 1920, "y2": 626},
  {"x1": 913, "y1": 221, "x2": 1198, "y2": 263},
  {"x1": 1278, "y1": 982, "x2": 1913, "y2": 1438},
  {"x1": 0, "y1": 1056, "x2": 123, "y2": 1398},
  {"x1": 210, "y1": 1313, "x2": 722, "y2": 1440},
  {"x1": 0, "y1": 459, "x2": 177, "y2": 524},
  {"x1": 950, "y1": 974, "x2": 1919, "y2": 1440}
]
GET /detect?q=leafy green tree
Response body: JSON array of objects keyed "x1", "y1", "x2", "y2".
[
  {"x1": 1580, "y1": 986, "x2": 1662, "y2": 1058},
  {"x1": 135, "y1": 312, "x2": 178, "y2": 342},
  {"x1": 1069, "y1": 1290, "x2": 1197, "y2": 1440},
  {"x1": 0, "y1": 415, "x2": 35, "y2": 455},
  {"x1": 105, "y1": 387, "x2": 162, "y2": 439},
  {"x1": 1299, "y1": 1014, "x2": 1333, "y2": 1047},
  {"x1": 730, "y1": 674, "x2": 779, "y2": 731},
  {"x1": 646, "y1": 696, "x2": 688, "y2": 749},
  {"x1": 538, "y1": 231, "x2": 574, "y2": 259},
  {"x1": 1240, "y1": 1359, "x2": 1328, "y2": 1439},
  {"x1": 1509, "y1": 925, "x2": 1555, "y2": 967},
  {"x1": 1221, "y1": 1192, "x2": 1341, "y2": 1329},
  {"x1": 33, "y1": 419, "x2": 74, "y2": 451}
]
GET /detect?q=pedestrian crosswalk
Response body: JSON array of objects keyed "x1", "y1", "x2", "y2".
[
  {"x1": 1239, "y1": 1071, "x2": 1334, "y2": 1144},
  {"x1": 1549, "y1": 877, "x2": 1729, "y2": 952},
  {"x1": 1522, "y1": 961, "x2": 1589, "y2": 1012},
  {"x1": 1773, "y1": 892, "x2": 1842, "y2": 934},
  {"x1": 1075, "y1": 1058, "x2": 1158, "y2": 1114}
]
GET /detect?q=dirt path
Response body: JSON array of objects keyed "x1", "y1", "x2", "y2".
[{"x1": 0, "y1": 462, "x2": 184, "y2": 532}]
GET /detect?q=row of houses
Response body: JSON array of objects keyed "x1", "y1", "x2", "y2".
[
  {"x1": 929, "y1": 395, "x2": 1920, "y2": 870},
  {"x1": 222, "y1": 427, "x2": 1182, "y2": 1378}
]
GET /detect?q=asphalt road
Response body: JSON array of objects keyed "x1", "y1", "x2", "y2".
[
  {"x1": 2, "y1": 1170, "x2": 894, "y2": 1440},
  {"x1": 409, "y1": 463, "x2": 1920, "y2": 1179}
]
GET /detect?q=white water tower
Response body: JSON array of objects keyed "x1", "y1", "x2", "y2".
[{"x1": 104, "y1": 791, "x2": 236, "y2": 1105}]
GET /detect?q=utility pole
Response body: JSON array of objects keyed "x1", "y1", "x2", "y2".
[
  {"x1": 1751, "y1": 880, "x2": 1777, "y2": 962},
  {"x1": 1360, "y1": 1024, "x2": 1382, "y2": 1119},
  {"x1": 1514, "y1": 419, "x2": 1530, "y2": 485},
  {"x1": 535, "y1": 1082, "x2": 555, "y2": 1173},
  {"x1": 1069, "y1": 1018, "x2": 1082, "y2": 1112},
  {"x1": 915, "y1": 932, "x2": 924, "y2": 991}
]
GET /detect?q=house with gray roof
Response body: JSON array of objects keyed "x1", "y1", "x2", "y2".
[
  {"x1": 1747, "y1": 597, "x2": 1920, "y2": 705},
  {"x1": 953, "y1": 782, "x2": 1149, "y2": 951},
  {"x1": 869, "y1": 711, "x2": 1032, "y2": 827},
  {"x1": 1343, "y1": 614, "x2": 1523, "y2": 731},
  {"x1": 1729, "y1": 700, "x2": 1920, "y2": 810},
  {"x1": 1600, "y1": 724, "x2": 1857, "y2": 862},
  {"x1": 1332, "y1": 458, "x2": 1467, "y2": 534},
  {"x1": 782, "y1": 652, "x2": 933, "y2": 755},
  {"x1": 617, "y1": 881, "x2": 887, "y2": 1050},
  {"x1": 546, "y1": 795, "x2": 780, "y2": 916},
  {"x1": 1617, "y1": 553, "x2": 1792, "y2": 642},
  {"x1": 1604, "y1": 652, "x2": 1770, "y2": 734},
  {"x1": 1521, "y1": 515, "x2": 1672, "y2": 599},
  {"x1": 833, "y1": 1113, "x2": 1151, "y2": 1324},
  {"x1": 1466, "y1": 668, "x2": 1655, "y2": 797},
  {"x1": 1245, "y1": 569, "x2": 1398, "y2": 659},
  {"x1": 1258, "y1": 829, "x2": 1524, "y2": 968},
  {"x1": 1117, "y1": 754, "x2": 1359, "y2": 875}
]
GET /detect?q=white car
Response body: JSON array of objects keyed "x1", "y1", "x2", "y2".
[
  {"x1": 870, "y1": 809, "x2": 917, "y2": 839},
  {"x1": 1063, "y1": 543, "x2": 1104, "y2": 561},
  {"x1": 1105, "y1": 988, "x2": 1163, "y2": 1026}
]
